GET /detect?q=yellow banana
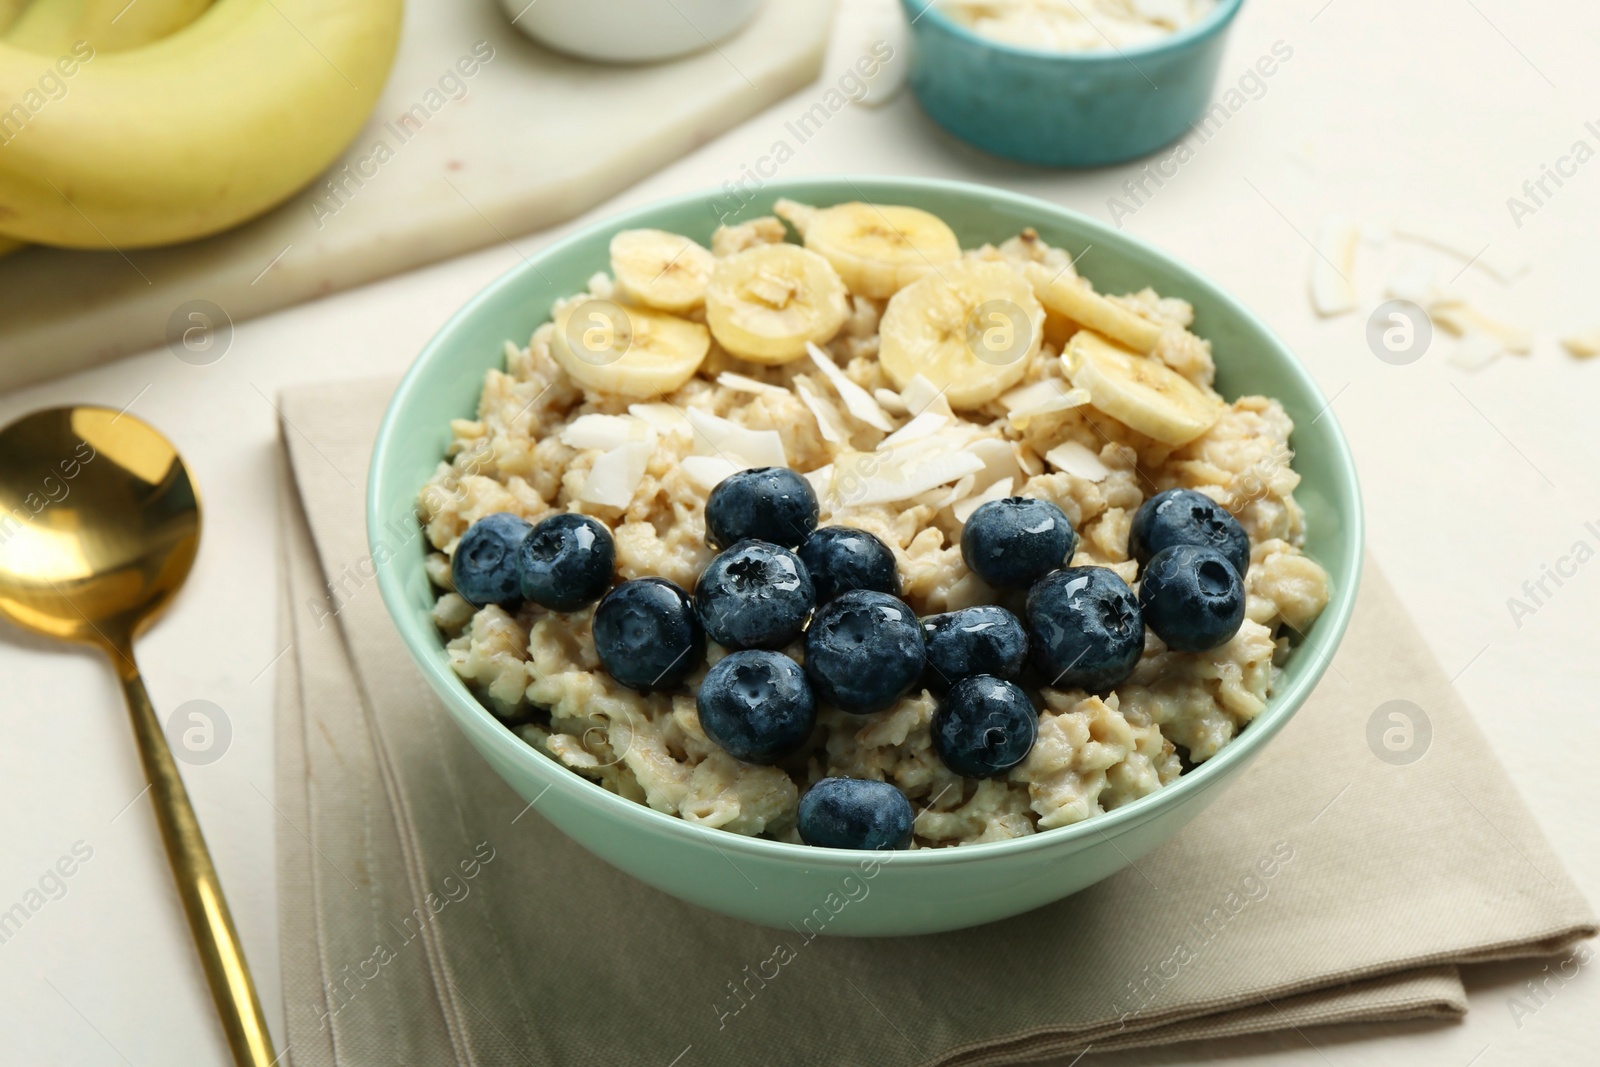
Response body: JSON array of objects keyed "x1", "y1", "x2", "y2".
[
  {"x1": 0, "y1": 0, "x2": 402, "y2": 248},
  {"x1": 5, "y1": 0, "x2": 213, "y2": 54}
]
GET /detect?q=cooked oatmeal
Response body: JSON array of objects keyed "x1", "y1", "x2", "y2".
[
  {"x1": 418, "y1": 204, "x2": 1330, "y2": 848},
  {"x1": 939, "y1": 0, "x2": 1218, "y2": 53}
]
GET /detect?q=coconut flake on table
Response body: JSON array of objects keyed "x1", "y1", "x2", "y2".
[
  {"x1": 952, "y1": 477, "x2": 1014, "y2": 524},
  {"x1": 795, "y1": 377, "x2": 852, "y2": 444},
  {"x1": 1562, "y1": 331, "x2": 1600, "y2": 358},
  {"x1": 716, "y1": 372, "x2": 792, "y2": 399},
  {"x1": 1393, "y1": 222, "x2": 1530, "y2": 284},
  {"x1": 1045, "y1": 440, "x2": 1111, "y2": 482},
  {"x1": 559, "y1": 413, "x2": 655, "y2": 451},
  {"x1": 578, "y1": 439, "x2": 653, "y2": 507},
  {"x1": 1385, "y1": 258, "x2": 1440, "y2": 305},
  {"x1": 1431, "y1": 300, "x2": 1532, "y2": 354},
  {"x1": 685, "y1": 407, "x2": 788, "y2": 467},
  {"x1": 1309, "y1": 215, "x2": 1359, "y2": 317},
  {"x1": 807, "y1": 342, "x2": 894, "y2": 431}
]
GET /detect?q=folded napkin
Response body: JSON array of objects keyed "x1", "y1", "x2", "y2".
[{"x1": 274, "y1": 376, "x2": 1594, "y2": 1066}]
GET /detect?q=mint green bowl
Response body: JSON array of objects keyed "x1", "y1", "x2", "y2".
[{"x1": 369, "y1": 177, "x2": 1362, "y2": 936}]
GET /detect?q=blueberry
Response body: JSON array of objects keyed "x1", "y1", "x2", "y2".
[
  {"x1": 961, "y1": 497, "x2": 1077, "y2": 590},
  {"x1": 797, "y1": 525, "x2": 900, "y2": 604},
  {"x1": 705, "y1": 467, "x2": 819, "y2": 549},
  {"x1": 797, "y1": 777, "x2": 914, "y2": 850},
  {"x1": 697, "y1": 650, "x2": 816, "y2": 764},
  {"x1": 451, "y1": 513, "x2": 532, "y2": 608},
  {"x1": 516, "y1": 512, "x2": 615, "y2": 611},
  {"x1": 1138, "y1": 545, "x2": 1246, "y2": 653},
  {"x1": 933, "y1": 675, "x2": 1038, "y2": 779},
  {"x1": 1130, "y1": 488, "x2": 1251, "y2": 578},
  {"x1": 593, "y1": 578, "x2": 704, "y2": 692},
  {"x1": 1026, "y1": 567, "x2": 1144, "y2": 692},
  {"x1": 920, "y1": 606, "x2": 1028, "y2": 691},
  {"x1": 694, "y1": 540, "x2": 815, "y2": 650},
  {"x1": 803, "y1": 590, "x2": 924, "y2": 714}
]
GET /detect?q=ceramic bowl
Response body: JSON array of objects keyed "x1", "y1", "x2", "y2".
[
  {"x1": 369, "y1": 176, "x2": 1362, "y2": 936},
  {"x1": 499, "y1": 0, "x2": 763, "y2": 63},
  {"x1": 900, "y1": 0, "x2": 1247, "y2": 166}
]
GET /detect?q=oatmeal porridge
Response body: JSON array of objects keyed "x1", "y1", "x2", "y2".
[
  {"x1": 938, "y1": 0, "x2": 1219, "y2": 53},
  {"x1": 417, "y1": 198, "x2": 1331, "y2": 849}
]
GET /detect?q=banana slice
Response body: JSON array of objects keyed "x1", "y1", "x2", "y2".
[
  {"x1": 1023, "y1": 263, "x2": 1164, "y2": 354},
  {"x1": 609, "y1": 229, "x2": 716, "y2": 312},
  {"x1": 878, "y1": 259, "x2": 1044, "y2": 410},
  {"x1": 550, "y1": 299, "x2": 709, "y2": 399},
  {"x1": 785, "y1": 200, "x2": 961, "y2": 299},
  {"x1": 705, "y1": 243, "x2": 849, "y2": 364},
  {"x1": 1065, "y1": 330, "x2": 1222, "y2": 447}
]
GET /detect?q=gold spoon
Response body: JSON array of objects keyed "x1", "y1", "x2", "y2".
[{"x1": 0, "y1": 406, "x2": 276, "y2": 1067}]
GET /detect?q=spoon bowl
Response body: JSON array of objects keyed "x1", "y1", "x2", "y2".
[
  {"x1": 0, "y1": 405, "x2": 276, "y2": 1067},
  {"x1": 0, "y1": 406, "x2": 198, "y2": 646}
]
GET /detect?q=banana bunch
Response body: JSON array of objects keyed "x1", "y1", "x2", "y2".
[{"x1": 0, "y1": 0, "x2": 402, "y2": 249}]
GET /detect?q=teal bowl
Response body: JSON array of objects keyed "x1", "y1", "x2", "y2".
[
  {"x1": 900, "y1": 0, "x2": 1246, "y2": 166},
  {"x1": 369, "y1": 176, "x2": 1362, "y2": 936}
]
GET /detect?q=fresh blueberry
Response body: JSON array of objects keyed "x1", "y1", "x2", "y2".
[
  {"x1": 705, "y1": 467, "x2": 819, "y2": 549},
  {"x1": 797, "y1": 525, "x2": 900, "y2": 604},
  {"x1": 1130, "y1": 488, "x2": 1251, "y2": 578},
  {"x1": 1026, "y1": 567, "x2": 1144, "y2": 692},
  {"x1": 920, "y1": 606, "x2": 1028, "y2": 691},
  {"x1": 696, "y1": 650, "x2": 816, "y2": 764},
  {"x1": 797, "y1": 777, "x2": 915, "y2": 850},
  {"x1": 451, "y1": 513, "x2": 532, "y2": 608},
  {"x1": 803, "y1": 590, "x2": 924, "y2": 714},
  {"x1": 961, "y1": 497, "x2": 1077, "y2": 590},
  {"x1": 592, "y1": 578, "x2": 704, "y2": 692},
  {"x1": 1138, "y1": 545, "x2": 1246, "y2": 653},
  {"x1": 933, "y1": 675, "x2": 1038, "y2": 779},
  {"x1": 694, "y1": 540, "x2": 815, "y2": 650},
  {"x1": 516, "y1": 512, "x2": 615, "y2": 611}
]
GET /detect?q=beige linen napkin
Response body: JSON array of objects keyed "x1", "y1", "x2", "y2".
[{"x1": 274, "y1": 376, "x2": 1594, "y2": 1066}]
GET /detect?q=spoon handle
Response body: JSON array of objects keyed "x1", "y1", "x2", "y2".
[{"x1": 113, "y1": 650, "x2": 278, "y2": 1067}]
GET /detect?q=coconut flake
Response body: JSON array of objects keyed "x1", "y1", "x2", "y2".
[
  {"x1": 874, "y1": 388, "x2": 910, "y2": 415},
  {"x1": 916, "y1": 473, "x2": 975, "y2": 511},
  {"x1": 1562, "y1": 331, "x2": 1600, "y2": 358},
  {"x1": 806, "y1": 342, "x2": 894, "y2": 431},
  {"x1": 1393, "y1": 223, "x2": 1530, "y2": 284},
  {"x1": 681, "y1": 455, "x2": 744, "y2": 492},
  {"x1": 685, "y1": 407, "x2": 788, "y2": 467},
  {"x1": 1045, "y1": 440, "x2": 1111, "y2": 481},
  {"x1": 899, "y1": 374, "x2": 953, "y2": 418},
  {"x1": 1385, "y1": 258, "x2": 1439, "y2": 304},
  {"x1": 963, "y1": 437, "x2": 1022, "y2": 491},
  {"x1": 952, "y1": 477, "x2": 1014, "y2": 524},
  {"x1": 794, "y1": 377, "x2": 852, "y2": 445},
  {"x1": 716, "y1": 372, "x2": 791, "y2": 398},
  {"x1": 579, "y1": 440, "x2": 652, "y2": 507},
  {"x1": 803, "y1": 464, "x2": 834, "y2": 501},
  {"x1": 878, "y1": 410, "x2": 949, "y2": 450},
  {"x1": 628, "y1": 403, "x2": 693, "y2": 437},
  {"x1": 560, "y1": 413, "x2": 654, "y2": 451},
  {"x1": 830, "y1": 449, "x2": 985, "y2": 508},
  {"x1": 1310, "y1": 216, "x2": 1358, "y2": 317},
  {"x1": 1001, "y1": 379, "x2": 1092, "y2": 427},
  {"x1": 1432, "y1": 300, "x2": 1531, "y2": 354}
]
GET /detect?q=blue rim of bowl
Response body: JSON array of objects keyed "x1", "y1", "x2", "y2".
[
  {"x1": 901, "y1": 0, "x2": 1246, "y2": 62},
  {"x1": 370, "y1": 174, "x2": 1363, "y2": 869}
]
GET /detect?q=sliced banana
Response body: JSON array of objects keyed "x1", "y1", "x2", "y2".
[
  {"x1": 550, "y1": 299, "x2": 709, "y2": 399},
  {"x1": 1023, "y1": 262, "x2": 1164, "y2": 354},
  {"x1": 705, "y1": 243, "x2": 849, "y2": 364},
  {"x1": 609, "y1": 229, "x2": 716, "y2": 312},
  {"x1": 784, "y1": 200, "x2": 961, "y2": 299},
  {"x1": 878, "y1": 259, "x2": 1044, "y2": 410},
  {"x1": 1065, "y1": 330, "x2": 1222, "y2": 447}
]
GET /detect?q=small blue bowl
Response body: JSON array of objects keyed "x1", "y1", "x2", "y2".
[{"x1": 901, "y1": 0, "x2": 1245, "y2": 166}]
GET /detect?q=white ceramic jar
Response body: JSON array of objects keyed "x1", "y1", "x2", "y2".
[{"x1": 499, "y1": 0, "x2": 765, "y2": 63}]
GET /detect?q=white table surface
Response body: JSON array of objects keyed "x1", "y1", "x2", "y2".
[{"x1": 2, "y1": 1, "x2": 1596, "y2": 1064}]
